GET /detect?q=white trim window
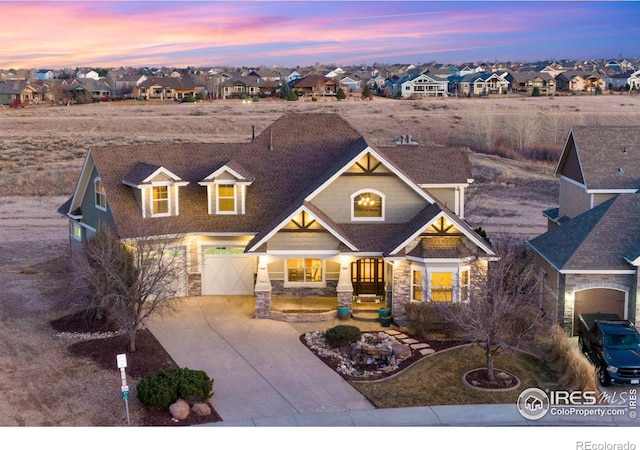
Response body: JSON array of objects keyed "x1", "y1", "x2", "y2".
[
  {"x1": 94, "y1": 177, "x2": 106, "y2": 211},
  {"x1": 411, "y1": 268, "x2": 424, "y2": 301},
  {"x1": 351, "y1": 189, "x2": 385, "y2": 221},
  {"x1": 216, "y1": 183, "x2": 237, "y2": 214},
  {"x1": 71, "y1": 222, "x2": 82, "y2": 241},
  {"x1": 151, "y1": 185, "x2": 170, "y2": 217},
  {"x1": 285, "y1": 258, "x2": 324, "y2": 285},
  {"x1": 411, "y1": 266, "x2": 471, "y2": 303}
]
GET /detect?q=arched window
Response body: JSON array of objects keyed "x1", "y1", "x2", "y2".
[{"x1": 351, "y1": 190, "x2": 384, "y2": 220}]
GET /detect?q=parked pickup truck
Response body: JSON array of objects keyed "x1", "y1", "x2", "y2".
[{"x1": 578, "y1": 313, "x2": 640, "y2": 386}]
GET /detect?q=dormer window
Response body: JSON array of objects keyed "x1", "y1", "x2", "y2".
[
  {"x1": 122, "y1": 163, "x2": 188, "y2": 219},
  {"x1": 152, "y1": 185, "x2": 170, "y2": 216},
  {"x1": 217, "y1": 184, "x2": 237, "y2": 213},
  {"x1": 351, "y1": 189, "x2": 384, "y2": 221},
  {"x1": 94, "y1": 177, "x2": 106, "y2": 211},
  {"x1": 199, "y1": 161, "x2": 254, "y2": 216}
]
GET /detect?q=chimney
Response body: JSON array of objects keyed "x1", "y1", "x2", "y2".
[{"x1": 269, "y1": 128, "x2": 274, "y2": 151}]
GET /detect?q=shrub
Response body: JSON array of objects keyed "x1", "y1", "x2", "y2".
[
  {"x1": 405, "y1": 302, "x2": 462, "y2": 339},
  {"x1": 324, "y1": 325, "x2": 361, "y2": 348},
  {"x1": 311, "y1": 96, "x2": 318, "y2": 102},
  {"x1": 536, "y1": 324, "x2": 597, "y2": 392},
  {"x1": 137, "y1": 367, "x2": 213, "y2": 409}
]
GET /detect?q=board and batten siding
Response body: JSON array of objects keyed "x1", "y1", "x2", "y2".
[
  {"x1": 311, "y1": 175, "x2": 427, "y2": 223},
  {"x1": 267, "y1": 231, "x2": 341, "y2": 251},
  {"x1": 81, "y1": 166, "x2": 115, "y2": 230}
]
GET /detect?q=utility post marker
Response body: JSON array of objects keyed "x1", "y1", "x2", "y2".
[{"x1": 116, "y1": 353, "x2": 131, "y2": 425}]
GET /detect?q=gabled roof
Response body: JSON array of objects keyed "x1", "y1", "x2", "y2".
[
  {"x1": 528, "y1": 194, "x2": 640, "y2": 272},
  {"x1": 61, "y1": 113, "x2": 486, "y2": 258},
  {"x1": 556, "y1": 126, "x2": 640, "y2": 191}
]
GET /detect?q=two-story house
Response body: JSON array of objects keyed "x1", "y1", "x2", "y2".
[
  {"x1": 387, "y1": 72, "x2": 449, "y2": 98},
  {"x1": 528, "y1": 127, "x2": 640, "y2": 334},
  {"x1": 58, "y1": 113, "x2": 496, "y2": 323}
]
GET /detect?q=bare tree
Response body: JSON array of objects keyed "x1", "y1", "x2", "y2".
[
  {"x1": 507, "y1": 108, "x2": 541, "y2": 155},
  {"x1": 70, "y1": 224, "x2": 186, "y2": 352},
  {"x1": 441, "y1": 235, "x2": 544, "y2": 381},
  {"x1": 464, "y1": 104, "x2": 496, "y2": 150}
]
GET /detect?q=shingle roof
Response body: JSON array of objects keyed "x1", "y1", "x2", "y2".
[
  {"x1": 67, "y1": 113, "x2": 481, "y2": 256},
  {"x1": 528, "y1": 194, "x2": 640, "y2": 271},
  {"x1": 563, "y1": 126, "x2": 640, "y2": 190}
]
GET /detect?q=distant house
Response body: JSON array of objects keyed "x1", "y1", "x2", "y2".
[
  {"x1": 510, "y1": 72, "x2": 556, "y2": 95},
  {"x1": 35, "y1": 70, "x2": 54, "y2": 81},
  {"x1": 135, "y1": 76, "x2": 203, "y2": 100},
  {"x1": 77, "y1": 70, "x2": 101, "y2": 80},
  {"x1": 556, "y1": 71, "x2": 606, "y2": 93},
  {"x1": 290, "y1": 75, "x2": 337, "y2": 97},
  {"x1": 387, "y1": 72, "x2": 449, "y2": 98},
  {"x1": 0, "y1": 80, "x2": 42, "y2": 104},
  {"x1": 338, "y1": 76, "x2": 360, "y2": 92},
  {"x1": 219, "y1": 75, "x2": 266, "y2": 99},
  {"x1": 458, "y1": 73, "x2": 509, "y2": 96},
  {"x1": 528, "y1": 126, "x2": 640, "y2": 334}
]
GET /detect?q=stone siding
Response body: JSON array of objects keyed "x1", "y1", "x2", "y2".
[{"x1": 270, "y1": 280, "x2": 338, "y2": 297}]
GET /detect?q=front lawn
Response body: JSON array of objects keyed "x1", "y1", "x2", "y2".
[{"x1": 350, "y1": 344, "x2": 560, "y2": 408}]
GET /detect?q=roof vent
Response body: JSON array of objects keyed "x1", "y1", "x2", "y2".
[
  {"x1": 395, "y1": 134, "x2": 418, "y2": 145},
  {"x1": 618, "y1": 167, "x2": 624, "y2": 173},
  {"x1": 623, "y1": 147, "x2": 627, "y2": 155}
]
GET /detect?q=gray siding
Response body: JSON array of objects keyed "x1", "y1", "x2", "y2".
[
  {"x1": 268, "y1": 231, "x2": 341, "y2": 251},
  {"x1": 81, "y1": 166, "x2": 115, "y2": 230},
  {"x1": 311, "y1": 175, "x2": 427, "y2": 223}
]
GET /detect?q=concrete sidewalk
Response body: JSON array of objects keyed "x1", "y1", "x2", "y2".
[{"x1": 147, "y1": 296, "x2": 639, "y2": 428}]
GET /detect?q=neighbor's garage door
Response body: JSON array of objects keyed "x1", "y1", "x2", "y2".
[
  {"x1": 201, "y1": 246, "x2": 255, "y2": 295},
  {"x1": 573, "y1": 288, "x2": 626, "y2": 334}
]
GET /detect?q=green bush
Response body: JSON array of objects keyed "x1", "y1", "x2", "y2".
[
  {"x1": 311, "y1": 96, "x2": 318, "y2": 102},
  {"x1": 137, "y1": 367, "x2": 213, "y2": 409},
  {"x1": 324, "y1": 325, "x2": 361, "y2": 348}
]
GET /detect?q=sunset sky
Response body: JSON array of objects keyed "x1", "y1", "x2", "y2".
[{"x1": 1, "y1": 1, "x2": 638, "y2": 69}]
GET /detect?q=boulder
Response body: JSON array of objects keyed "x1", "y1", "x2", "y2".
[
  {"x1": 169, "y1": 398, "x2": 190, "y2": 420},
  {"x1": 391, "y1": 343, "x2": 411, "y2": 359},
  {"x1": 192, "y1": 402, "x2": 212, "y2": 416}
]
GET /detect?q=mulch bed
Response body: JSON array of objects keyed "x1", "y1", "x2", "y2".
[
  {"x1": 463, "y1": 368, "x2": 520, "y2": 390},
  {"x1": 50, "y1": 309, "x2": 223, "y2": 426}
]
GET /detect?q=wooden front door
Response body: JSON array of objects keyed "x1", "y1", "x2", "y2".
[{"x1": 351, "y1": 258, "x2": 385, "y2": 296}]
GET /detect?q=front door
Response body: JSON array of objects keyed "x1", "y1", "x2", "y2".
[{"x1": 351, "y1": 258, "x2": 385, "y2": 296}]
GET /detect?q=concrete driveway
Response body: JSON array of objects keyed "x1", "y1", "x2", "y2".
[{"x1": 146, "y1": 296, "x2": 375, "y2": 422}]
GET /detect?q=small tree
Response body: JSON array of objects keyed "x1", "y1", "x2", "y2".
[
  {"x1": 336, "y1": 87, "x2": 346, "y2": 100},
  {"x1": 441, "y1": 236, "x2": 543, "y2": 381},
  {"x1": 531, "y1": 86, "x2": 540, "y2": 97},
  {"x1": 71, "y1": 224, "x2": 186, "y2": 352},
  {"x1": 362, "y1": 85, "x2": 371, "y2": 100}
]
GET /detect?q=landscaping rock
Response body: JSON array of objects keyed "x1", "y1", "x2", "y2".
[
  {"x1": 192, "y1": 402, "x2": 212, "y2": 416},
  {"x1": 391, "y1": 343, "x2": 411, "y2": 359},
  {"x1": 169, "y1": 398, "x2": 190, "y2": 420}
]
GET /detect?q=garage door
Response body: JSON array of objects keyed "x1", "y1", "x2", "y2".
[
  {"x1": 202, "y1": 246, "x2": 255, "y2": 295},
  {"x1": 573, "y1": 288, "x2": 626, "y2": 335}
]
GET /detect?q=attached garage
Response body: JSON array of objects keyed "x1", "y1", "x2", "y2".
[
  {"x1": 201, "y1": 246, "x2": 256, "y2": 295},
  {"x1": 572, "y1": 288, "x2": 627, "y2": 334}
]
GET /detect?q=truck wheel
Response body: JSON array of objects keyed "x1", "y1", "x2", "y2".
[{"x1": 599, "y1": 367, "x2": 611, "y2": 387}]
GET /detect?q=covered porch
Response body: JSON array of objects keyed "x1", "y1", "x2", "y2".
[{"x1": 268, "y1": 296, "x2": 390, "y2": 323}]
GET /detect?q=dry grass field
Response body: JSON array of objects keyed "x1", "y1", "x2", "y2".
[{"x1": 0, "y1": 93, "x2": 639, "y2": 427}]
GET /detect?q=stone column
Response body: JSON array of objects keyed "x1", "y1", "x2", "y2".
[
  {"x1": 336, "y1": 257, "x2": 354, "y2": 311},
  {"x1": 254, "y1": 258, "x2": 272, "y2": 319}
]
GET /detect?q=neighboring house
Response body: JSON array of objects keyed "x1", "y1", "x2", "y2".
[
  {"x1": 35, "y1": 69, "x2": 54, "y2": 80},
  {"x1": 458, "y1": 73, "x2": 509, "y2": 96},
  {"x1": 338, "y1": 76, "x2": 360, "y2": 92},
  {"x1": 135, "y1": 76, "x2": 202, "y2": 100},
  {"x1": 387, "y1": 72, "x2": 449, "y2": 98},
  {"x1": 290, "y1": 75, "x2": 337, "y2": 96},
  {"x1": 528, "y1": 127, "x2": 640, "y2": 335},
  {"x1": 556, "y1": 72, "x2": 606, "y2": 93},
  {"x1": 77, "y1": 70, "x2": 101, "y2": 80},
  {"x1": 219, "y1": 75, "x2": 266, "y2": 99},
  {"x1": 0, "y1": 80, "x2": 44, "y2": 104},
  {"x1": 58, "y1": 113, "x2": 496, "y2": 323},
  {"x1": 629, "y1": 70, "x2": 640, "y2": 90},
  {"x1": 510, "y1": 73, "x2": 556, "y2": 95}
]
